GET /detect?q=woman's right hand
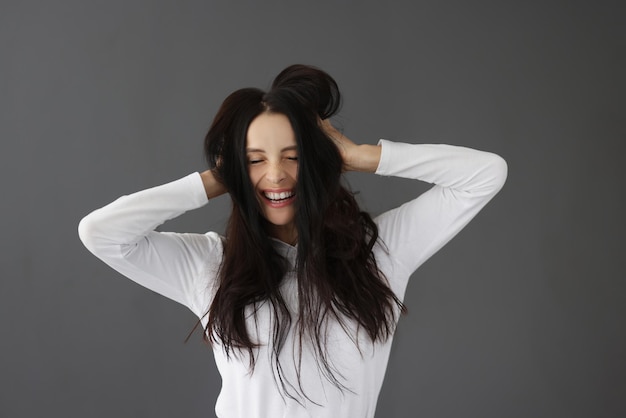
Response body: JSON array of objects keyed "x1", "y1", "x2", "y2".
[
  {"x1": 200, "y1": 169, "x2": 228, "y2": 199},
  {"x1": 320, "y1": 119, "x2": 381, "y2": 173}
]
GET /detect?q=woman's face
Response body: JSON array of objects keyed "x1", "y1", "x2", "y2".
[{"x1": 246, "y1": 112, "x2": 299, "y2": 243}]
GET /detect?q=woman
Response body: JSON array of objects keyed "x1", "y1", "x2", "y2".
[{"x1": 78, "y1": 64, "x2": 507, "y2": 417}]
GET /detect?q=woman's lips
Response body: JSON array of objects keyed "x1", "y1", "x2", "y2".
[{"x1": 261, "y1": 189, "x2": 296, "y2": 208}]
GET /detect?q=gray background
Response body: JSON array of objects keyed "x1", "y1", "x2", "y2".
[{"x1": 1, "y1": 0, "x2": 624, "y2": 417}]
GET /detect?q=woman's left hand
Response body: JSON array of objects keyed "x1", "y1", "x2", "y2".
[{"x1": 320, "y1": 119, "x2": 381, "y2": 173}]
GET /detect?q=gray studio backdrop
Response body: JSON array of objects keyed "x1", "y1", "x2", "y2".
[{"x1": 1, "y1": 1, "x2": 624, "y2": 417}]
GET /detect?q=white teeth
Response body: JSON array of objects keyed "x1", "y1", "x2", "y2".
[{"x1": 264, "y1": 191, "x2": 294, "y2": 201}]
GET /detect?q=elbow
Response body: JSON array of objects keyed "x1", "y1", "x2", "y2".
[
  {"x1": 490, "y1": 154, "x2": 508, "y2": 192},
  {"x1": 78, "y1": 213, "x2": 101, "y2": 254},
  {"x1": 473, "y1": 153, "x2": 507, "y2": 197},
  {"x1": 78, "y1": 212, "x2": 128, "y2": 261}
]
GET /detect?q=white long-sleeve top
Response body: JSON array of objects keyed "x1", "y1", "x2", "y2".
[{"x1": 78, "y1": 139, "x2": 507, "y2": 418}]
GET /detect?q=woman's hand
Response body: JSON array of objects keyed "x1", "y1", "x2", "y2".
[
  {"x1": 200, "y1": 169, "x2": 228, "y2": 199},
  {"x1": 320, "y1": 119, "x2": 381, "y2": 173}
]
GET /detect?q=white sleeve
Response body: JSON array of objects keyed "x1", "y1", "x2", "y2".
[
  {"x1": 374, "y1": 140, "x2": 507, "y2": 297},
  {"x1": 78, "y1": 172, "x2": 223, "y2": 316}
]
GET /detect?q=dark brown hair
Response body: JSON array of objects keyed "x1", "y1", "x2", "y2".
[{"x1": 201, "y1": 64, "x2": 405, "y2": 402}]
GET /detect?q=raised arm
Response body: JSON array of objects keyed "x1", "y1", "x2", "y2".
[
  {"x1": 375, "y1": 141, "x2": 507, "y2": 297},
  {"x1": 78, "y1": 172, "x2": 227, "y2": 315},
  {"x1": 321, "y1": 119, "x2": 507, "y2": 298}
]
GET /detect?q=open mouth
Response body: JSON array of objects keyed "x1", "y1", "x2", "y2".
[{"x1": 263, "y1": 190, "x2": 295, "y2": 203}]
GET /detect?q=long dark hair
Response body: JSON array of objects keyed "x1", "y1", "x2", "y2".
[{"x1": 202, "y1": 64, "x2": 405, "y2": 401}]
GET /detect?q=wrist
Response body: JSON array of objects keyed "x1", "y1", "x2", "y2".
[
  {"x1": 348, "y1": 144, "x2": 381, "y2": 173},
  {"x1": 200, "y1": 170, "x2": 227, "y2": 199}
]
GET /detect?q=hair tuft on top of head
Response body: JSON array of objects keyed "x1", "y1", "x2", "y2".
[{"x1": 271, "y1": 64, "x2": 341, "y2": 120}]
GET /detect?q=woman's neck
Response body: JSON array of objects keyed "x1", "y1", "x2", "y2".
[{"x1": 268, "y1": 223, "x2": 298, "y2": 246}]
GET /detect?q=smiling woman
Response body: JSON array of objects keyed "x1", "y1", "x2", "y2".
[
  {"x1": 246, "y1": 113, "x2": 299, "y2": 243},
  {"x1": 201, "y1": 68, "x2": 405, "y2": 407},
  {"x1": 78, "y1": 64, "x2": 507, "y2": 417}
]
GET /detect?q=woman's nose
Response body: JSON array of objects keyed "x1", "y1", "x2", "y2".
[{"x1": 266, "y1": 162, "x2": 286, "y2": 184}]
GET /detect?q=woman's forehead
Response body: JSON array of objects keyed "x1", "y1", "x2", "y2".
[{"x1": 246, "y1": 112, "x2": 296, "y2": 151}]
